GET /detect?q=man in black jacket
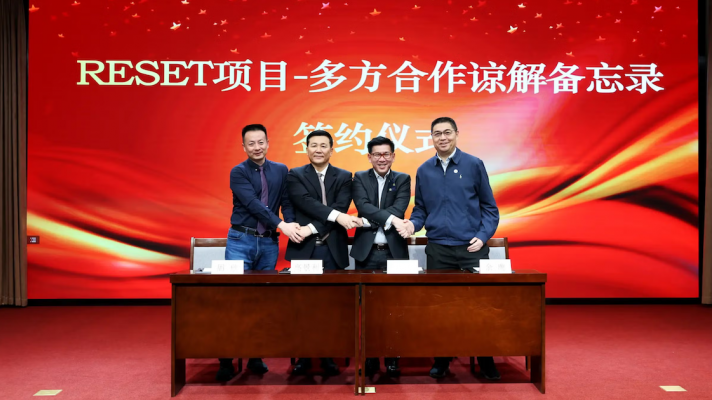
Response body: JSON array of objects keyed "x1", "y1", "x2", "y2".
[
  {"x1": 286, "y1": 129, "x2": 360, "y2": 375},
  {"x1": 351, "y1": 136, "x2": 411, "y2": 376}
]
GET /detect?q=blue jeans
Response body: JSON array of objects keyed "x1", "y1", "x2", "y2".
[{"x1": 225, "y1": 228, "x2": 279, "y2": 271}]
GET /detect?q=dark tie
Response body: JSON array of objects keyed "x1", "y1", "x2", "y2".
[
  {"x1": 256, "y1": 166, "x2": 269, "y2": 234},
  {"x1": 318, "y1": 172, "x2": 329, "y2": 241}
]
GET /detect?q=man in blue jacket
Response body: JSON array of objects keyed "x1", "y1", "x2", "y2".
[{"x1": 401, "y1": 117, "x2": 501, "y2": 380}]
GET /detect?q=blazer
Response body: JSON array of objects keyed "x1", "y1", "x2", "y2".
[
  {"x1": 350, "y1": 169, "x2": 411, "y2": 262},
  {"x1": 285, "y1": 163, "x2": 353, "y2": 269}
]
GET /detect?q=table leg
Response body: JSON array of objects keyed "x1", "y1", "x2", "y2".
[
  {"x1": 360, "y1": 283, "x2": 366, "y2": 396},
  {"x1": 171, "y1": 358, "x2": 185, "y2": 397},
  {"x1": 354, "y1": 285, "x2": 360, "y2": 395},
  {"x1": 532, "y1": 284, "x2": 546, "y2": 393},
  {"x1": 171, "y1": 285, "x2": 184, "y2": 397},
  {"x1": 531, "y1": 355, "x2": 544, "y2": 393}
]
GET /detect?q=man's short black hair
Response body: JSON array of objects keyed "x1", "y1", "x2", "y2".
[
  {"x1": 306, "y1": 130, "x2": 333, "y2": 147},
  {"x1": 430, "y1": 117, "x2": 458, "y2": 132},
  {"x1": 367, "y1": 136, "x2": 395, "y2": 153},
  {"x1": 242, "y1": 124, "x2": 267, "y2": 139}
]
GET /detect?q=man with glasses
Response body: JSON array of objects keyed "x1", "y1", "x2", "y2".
[
  {"x1": 399, "y1": 117, "x2": 501, "y2": 380},
  {"x1": 218, "y1": 124, "x2": 302, "y2": 381},
  {"x1": 351, "y1": 136, "x2": 412, "y2": 377}
]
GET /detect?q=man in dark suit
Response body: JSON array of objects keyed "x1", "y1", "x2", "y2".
[
  {"x1": 351, "y1": 136, "x2": 411, "y2": 377},
  {"x1": 286, "y1": 129, "x2": 360, "y2": 375}
]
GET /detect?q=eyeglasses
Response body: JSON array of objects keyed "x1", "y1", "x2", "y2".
[
  {"x1": 370, "y1": 152, "x2": 393, "y2": 160},
  {"x1": 431, "y1": 130, "x2": 456, "y2": 139}
]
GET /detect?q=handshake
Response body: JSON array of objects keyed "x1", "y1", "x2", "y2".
[
  {"x1": 338, "y1": 214, "x2": 415, "y2": 238},
  {"x1": 277, "y1": 222, "x2": 309, "y2": 243},
  {"x1": 277, "y1": 214, "x2": 366, "y2": 244},
  {"x1": 278, "y1": 216, "x2": 415, "y2": 243},
  {"x1": 392, "y1": 217, "x2": 415, "y2": 239},
  {"x1": 335, "y1": 213, "x2": 364, "y2": 230}
]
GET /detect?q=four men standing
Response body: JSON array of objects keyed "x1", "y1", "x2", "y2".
[{"x1": 222, "y1": 118, "x2": 501, "y2": 381}]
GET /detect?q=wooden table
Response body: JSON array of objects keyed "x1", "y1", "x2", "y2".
[
  {"x1": 359, "y1": 269, "x2": 547, "y2": 394},
  {"x1": 170, "y1": 269, "x2": 546, "y2": 396},
  {"x1": 170, "y1": 271, "x2": 362, "y2": 396}
]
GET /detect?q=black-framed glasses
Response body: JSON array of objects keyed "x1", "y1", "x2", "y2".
[{"x1": 371, "y1": 152, "x2": 393, "y2": 160}]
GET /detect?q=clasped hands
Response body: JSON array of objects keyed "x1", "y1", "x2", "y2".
[
  {"x1": 392, "y1": 219, "x2": 483, "y2": 251},
  {"x1": 277, "y1": 223, "x2": 317, "y2": 243},
  {"x1": 393, "y1": 218, "x2": 415, "y2": 239},
  {"x1": 279, "y1": 213, "x2": 365, "y2": 243},
  {"x1": 278, "y1": 223, "x2": 316, "y2": 243},
  {"x1": 282, "y1": 219, "x2": 483, "y2": 251},
  {"x1": 335, "y1": 213, "x2": 364, "y2": 230},
  {"x1": 277, "y1": 222, "x2": 304, "y2": 243}
]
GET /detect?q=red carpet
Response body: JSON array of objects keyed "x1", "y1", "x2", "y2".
[{"x1": 1, "y1": 305, "x2": 711, "y2": 399}]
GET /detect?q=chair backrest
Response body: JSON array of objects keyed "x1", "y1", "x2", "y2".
[
  {"x1": 190, "y1": 237, "x2": 509, "y2": 271},
  {"x1": 487, "y1": 237, "x2": 510, "y2": 260},
  {"x1": 190, "y1": 238, "x2": 228, "y2": 271}
]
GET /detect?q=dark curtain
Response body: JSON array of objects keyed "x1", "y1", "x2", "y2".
[
  {"x1": 703, "y1": 0, "x2": 711, "y2": 304},
  {"x1": 0, "y1": 0, "x2": 28, "y2": 306}
]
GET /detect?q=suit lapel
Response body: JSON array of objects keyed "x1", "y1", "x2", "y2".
[
  {"x1": 323, "y1": 164, "x2": 338, "y2": 202},
  {"x1": 379, "y1": 172, "x2": 393, "y2": 209},
  {"x1": 367, "y1": 169, "x2": 379, "y2": 207},
  {"x1": 305, "y1": 164, "x2": 323, "y2": 200}
]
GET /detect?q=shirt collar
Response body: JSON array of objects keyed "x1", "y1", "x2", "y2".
[
  {"x1": 373, "y1": 169, "x2": 391, "y2": 180},
  {"x1": 434, "y1": 147, "x2": 458, "y2": 166},
  {"x1": 247, "y1": 158, "x2": 268, "y2": 170},
  {"x1": 314, "y1": 163, "x2": 329, "y2": 177}
]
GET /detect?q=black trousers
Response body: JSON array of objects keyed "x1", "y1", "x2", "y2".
[
  {"x1": 355, "y1": 246, "x2": 392, "y2": 269},
  {"x1": 425, "y1": 241, "x2": 489, "y2": 270},
  {"x1": 311, "y1": 243, "x2": 339, "y2": 270},
  {"x1": 425, "y1": 242, "x2": 495, "y2": 369}
]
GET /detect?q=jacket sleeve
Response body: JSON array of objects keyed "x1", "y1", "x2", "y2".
[
  {"x1": 409, "y1": 171, "x2": 427, "y2": 232},
  {"x1": 474, "y1": 159, "x2": 500, "y2": 243},
  {"x1": 279, "y1": 166, "x2": 296, "y2": 224},
  {"x1": 383, "y1": 174, "x2": 411, "y2": 220},
  {"x1": 231, "y1": 166, "x2": 281, "y2": 228},
  {"x1": 352, "y1": 173, "x2": 391, "y2": 227}
]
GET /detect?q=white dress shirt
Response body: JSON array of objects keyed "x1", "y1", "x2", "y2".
[
  {"x1": 308, "y1": 164, "x2": 341, "y2": 235},
  {"x1": 361, "y1": 169, "x2": 394, "y2": 244}
]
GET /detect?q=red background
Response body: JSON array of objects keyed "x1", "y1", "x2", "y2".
[{"x1": 28, "y1": 0, "x2": 699, "y2": 298}]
